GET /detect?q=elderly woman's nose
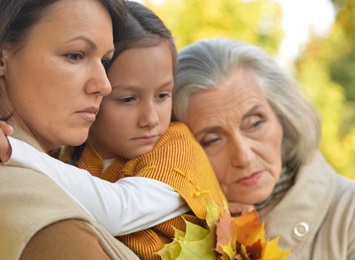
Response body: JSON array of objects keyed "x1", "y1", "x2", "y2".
[{"x1": 230, "y1": 137, "x2": 254, "y2": 168}]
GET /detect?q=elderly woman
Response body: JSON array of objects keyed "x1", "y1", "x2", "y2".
[{"x1": 172, "y1": 38, "x2": 355, "y2": 259}]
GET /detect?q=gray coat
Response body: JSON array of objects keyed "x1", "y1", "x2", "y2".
[{"x1": 262, "y1": 152, "x2": 355, "y2": 259}]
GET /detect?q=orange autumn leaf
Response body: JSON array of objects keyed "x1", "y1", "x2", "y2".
[
  {"x1": 215, "y1": 208, "x2": 291, "y2": 260},
  {"x1": 215, "y1": 208, "x2": 234, "y2": 253},
  {"x1": 158, "y1": 201, "x2": 291, "y2": 260},
  {"x1": 245, "y1": 240, "x2": 262, "y2": 259},
  {"x1": 232, "y1": 210, "x2": 265, "y2": 245}
]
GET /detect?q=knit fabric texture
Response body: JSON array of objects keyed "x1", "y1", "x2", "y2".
[{"x1": 62, "y1": 122, "x2": 226, "y2": 259}]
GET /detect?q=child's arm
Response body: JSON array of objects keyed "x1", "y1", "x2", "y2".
[{"x1": 5, "y1": 136, "x2": 189, "y2": 236}]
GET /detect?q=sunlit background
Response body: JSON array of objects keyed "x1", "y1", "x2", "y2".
[{"x1": 133, "y1": 0, "x2": 355, "y2": 179}]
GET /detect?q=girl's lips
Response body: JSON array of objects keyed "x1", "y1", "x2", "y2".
[
  {"x1": 132, "y1": 135, "x2": 159, "y2": 143},
  {"x1": 236, "y1": 171, "x2": 263, "y2": 186}
]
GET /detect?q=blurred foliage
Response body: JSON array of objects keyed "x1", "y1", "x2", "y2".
[
  {"x1": 295, "y1": 0, "x2": 355, "y2": 178},
  {"x1": 143, "y1": 0, "x2": 354, "y2": 178},
  {"x1": 143, "y1": 0, "x2": 283, "y2": 54}
]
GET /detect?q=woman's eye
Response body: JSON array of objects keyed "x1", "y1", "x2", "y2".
[
  {"x1": 118, "y1": 97, "x2": 135, "y2": 103},
  {"x1": 102, "y1": 58, "x2": 111, "y2": 72},
  {"x1": 252, "y1": 119, "x2": 264, "y2": 128},
  {"x1": 244, "y1": 115, "x2": 264, "y2": 131},
  {"x1": 65, "y1": 52, "x2": 84, "y2": 62},
  {"x1": 200, "y1": 137, "x2": 220, "y2": 147}
]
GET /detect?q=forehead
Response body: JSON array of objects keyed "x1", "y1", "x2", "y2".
[
  {"x1": 188, "y1": 68, "x2": 267, "y2": 115},
  {"x1": 184, "y1": 67, "x2": 276, "y2": 136},
  {"x1": 31, "y1": 0, "x2": 112, "y2": 40},
  {"x1": 108, "y1": 42, "x2": 174, "y2": 90}
]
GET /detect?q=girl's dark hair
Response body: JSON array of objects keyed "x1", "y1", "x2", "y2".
[
  {"x1": 113, "y1": 1, "x2": 177, "y2": 76},
  {"x1": 0, "y1": 0, "x2": 127, "y2": 121},
  {"x1": 69, "y1": 1, "x2": 177, "y2": 166}
]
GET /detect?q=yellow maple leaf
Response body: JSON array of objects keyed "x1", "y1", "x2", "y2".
[
  {"x1": 156, "y1": 217, "x2": 217, "y2": 260},
  {"x1": 157, "y1": 200, "x2": 291, "y2": 260},
  {"x1": 261, "y1": 236, "x2": 291, "y2": 260}
]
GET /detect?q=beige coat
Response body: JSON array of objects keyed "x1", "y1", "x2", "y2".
[
  {"x1": 262, "y1": 152, "x2": 355, "y2": 259},
  {"x1": 0, "y1": 129, "x2": 139, "y2": 259}
]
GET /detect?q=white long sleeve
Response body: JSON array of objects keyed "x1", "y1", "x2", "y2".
[{"x1": 6, "y1": 137, "x2": 189, "y2": 236}]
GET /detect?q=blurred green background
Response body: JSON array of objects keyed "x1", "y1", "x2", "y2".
[{"x1": 138, "y1": 0, "x2": 355, "y2": 179}]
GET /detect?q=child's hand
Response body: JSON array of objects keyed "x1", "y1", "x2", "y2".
[
  {"x1": 228, "y1": 202, "x2": 255, "y2": 217},
  {"x1": 0, "y1": 121, "x2": 14, "y2": 163}
]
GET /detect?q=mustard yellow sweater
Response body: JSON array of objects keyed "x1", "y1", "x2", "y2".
[{"x1": 62, "y1": 122, "x2": 226, "y2": 259}]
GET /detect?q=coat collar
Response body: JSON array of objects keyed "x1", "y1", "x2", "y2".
[{"x1": 261, "y1": 152, "x2": 335, "y2": 256}]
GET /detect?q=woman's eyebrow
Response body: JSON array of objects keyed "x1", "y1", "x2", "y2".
[
  {"x1": 66, "y1": 36, "x2": 97, "y2": 49},
  {"x1": 242, "y1": 104, "x2": 263, "y2": 120},
  {"x1": 194, "y1": 126, "x2": 221, "y2": 138}
]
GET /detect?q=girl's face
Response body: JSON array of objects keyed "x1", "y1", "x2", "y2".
[
  {"x1": 89, "y1": 41, "x2": 174, "y2": 159},
  {"x1": 185, "y1": 68, "x2": 283, "y2": 208},
  {"x1": 0, "y1": 0, "x2": 113, "y2": 151}
]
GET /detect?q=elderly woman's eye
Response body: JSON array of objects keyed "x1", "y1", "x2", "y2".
[
  {"x1": 201, "y1": 137, "x2": 219, "y2": 147},
  {"x1": 252, "y1": 119, "x2": 264, "y2": 128}
]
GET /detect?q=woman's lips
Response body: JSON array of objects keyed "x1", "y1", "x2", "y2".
[
  {"x1": 236, "y1": 171, "x2": 263, "y2": 186},
  {"x1": 77, "y1": 107, "x2": 99, "y2": 122},
  {"x1": 78, "y1": 111, "x2": 96, "y2": 122}
]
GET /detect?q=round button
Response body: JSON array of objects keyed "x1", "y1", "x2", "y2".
[{"x1": 293, "y1": 222, "x2": 309, "y2": 237}]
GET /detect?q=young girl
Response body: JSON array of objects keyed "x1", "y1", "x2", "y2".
[{"x1": 2, "y1": 2, "x2": 226, "y2": 259}]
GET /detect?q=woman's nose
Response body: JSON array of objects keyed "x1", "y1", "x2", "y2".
[
  {"x1": 85, "y1": 63, "x2": 112, "y2": 97},
  {"x1": 230, "y1": 136, "x2": 254, "y2": 168}
]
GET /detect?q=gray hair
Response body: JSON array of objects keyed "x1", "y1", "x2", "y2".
[{"x1": 173, "y1": 38, "x2": 321, "y2": 170}]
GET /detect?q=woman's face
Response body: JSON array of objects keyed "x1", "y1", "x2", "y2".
[
  {"x1": 185, "y1": 67, "x2": 283, "y2": 206},
  {"x1": 89, "y1": 42, "x2": 174, "y2": 159},
  {"x1": 1, "y1": 0, "x2": 113, "y2": 151}
]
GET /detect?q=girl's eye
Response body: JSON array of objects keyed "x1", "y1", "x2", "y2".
[
  {"x1": 157, "y1": 92, "x2": 171, "y2": 100},
  {"x1": 102, "y1": 58, "x2": 111, "y2": 72},
  {"x1": 65, "y1": 52, "x2": 84, "y2": 62},
  {"x1": 118, "y1": 97, "x2": 135, "y2": 104}
]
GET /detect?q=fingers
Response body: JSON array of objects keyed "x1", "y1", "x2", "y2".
[
  {"x1": 228, "y1": 202, "x2": 255, "y2": 217},
  {"x1": 0, "y1": 121, "x2": 13, "y2": 163},
  {"x1": 0, "y1": 121, "x2": 14, "y2": 136}
]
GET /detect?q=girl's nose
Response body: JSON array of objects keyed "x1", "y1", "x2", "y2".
[{"x1": 138, "y1": 102, "x2": 159, "y2": 128}]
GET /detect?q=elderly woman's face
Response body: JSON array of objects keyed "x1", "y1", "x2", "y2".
[
  {"x1": 185, "y1": 68, "x2": 283, "y2": 206},
  {"x1": 0, "y1": 0, "x2": 113, "y2": 151}
]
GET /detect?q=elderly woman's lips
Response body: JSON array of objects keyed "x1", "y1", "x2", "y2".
[{"x1": 236, "y1": 171, "x2": 263, "y2": 186}]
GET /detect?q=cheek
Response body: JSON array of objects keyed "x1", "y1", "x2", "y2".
[
  {"x1": 206, "y1": 152, "x2": 227, "y2": 183},
  {"x1": 265, "y1": 121, "x2": 283, "y2": 177},
  {"x1": 159, "y1": 102, "x2": 172, "y2": 126}
]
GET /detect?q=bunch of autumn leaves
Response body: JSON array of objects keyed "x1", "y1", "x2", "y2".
[{"x1": 157, "y1": 201, "x2": 291, "y2": 260}]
